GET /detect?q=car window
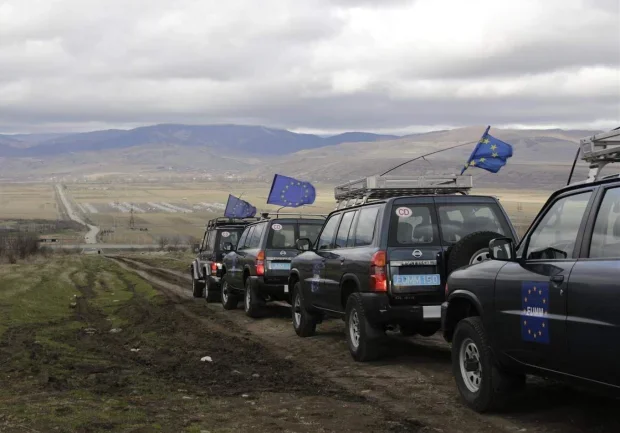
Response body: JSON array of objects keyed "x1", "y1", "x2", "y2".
[
  {"x1": 335, "y1": 211, "x2": 356, "y2": 248},
  {"x1": 354, "y1": 206, "x2": 379, "y2": 247},
  {"x1": 237, "y1": 227, "x2": 250, "y2": 250},
  {"x1": 438, "y1": 204, "x2": 507, "y2": 243},
  {"x1": 589, "y1": 187, "x2": 620, "y2": 258},
  {"x1": 300, "y1": 223, "x2": 322, "y2": 244},
  {"x1": 317, "y1": 214, "x2": 341, "y2": 250},
  {"x1": 247, "y1": 223, "x2": 265, "y2": 248},
  {"x1": 242, "y1": 226, "x2": 256, "y2": 249},
  {"x1": 527, "y1": 191, "x2": 592, "y2": 260},
  {"x1": 268, "y1": 222, "x2": 297, "y2": 249},
  {"x1": 389, "y1": 205, "x2": 437, "y2": 246},
  {"x1": 208, "y1": 230, "x2": 217, "y2": 251},
  {"x1": 217, "y1": 229, "x2": 241, "y2": 250},
  {"x1": 201, "y1": 231, "x2": 209, "y2": 250}
]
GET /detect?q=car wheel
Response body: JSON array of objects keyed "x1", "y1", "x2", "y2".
[
  {"x1": 221, "y1": 279, "x2": 238, "y2": 310},
  {"x1": 399, "y1": 324, "x2": 417, "y2": 337},
  {"x1": 446, "y1": 231, "x2": 504, "y2": 275},
  {"x1": 244, "y1": 278, "x2": 261, "y2": 318},
  {"x1": 452, "y1": 316, "x2": 525, "y2": 412},
  {"x1": 345, "y1": 293, "x2": 383, "y2": 362},
  {"x1": 192, "y1": 275, "x2": 205, "y2": 298},
  {"x1": 292, "y1": 282, "x2": 317, "y2": 337},
  {"x1": 204, "y1": 278, "x2": 219, "y2": 303}
]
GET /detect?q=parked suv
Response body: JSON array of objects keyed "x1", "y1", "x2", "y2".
[
  {"x1": 191, "y1": 217, "x2": 257, "y2": 302},
  {"x1": 288, "y1": 175, "x2": 517, "y2": 362},
  {"x1": 443, "y1": 157, "x2": 620, "y2": 411},
  {"x1": 220, "y1": 214, "x2": 325, "y2": 317}
]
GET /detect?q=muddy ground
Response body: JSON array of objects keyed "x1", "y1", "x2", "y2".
[
  {"x1": 114, "y1": 255, "x2": 620, "y2": 433},
  {"x1": 1, "y1": 255, "x2": 618, "y2": 433}
]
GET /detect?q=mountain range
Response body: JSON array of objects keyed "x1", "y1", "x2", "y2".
[
  {"x1": 0, "y1": 123, "x2": 604, "y2": 189},
  {"x1": 0, "y1": 124, "x2": 397, "y2": 157}
]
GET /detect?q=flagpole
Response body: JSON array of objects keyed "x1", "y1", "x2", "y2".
[{"x1": 380, "y1": 139, "x2": 479, "y2": 177}]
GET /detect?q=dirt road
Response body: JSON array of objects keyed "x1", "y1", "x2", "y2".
[
  {"x1": 55, "y1": 184, "x2": 100, "y2": 244},
  {"x1": 113, "y1": 256, "x2": 620, "y2": 433}
]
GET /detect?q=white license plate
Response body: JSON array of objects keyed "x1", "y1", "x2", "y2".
[
  {"x1": 393, "y1": 274, "x2": 440, "y2": 286},
  {"x1": 269, "y1": 262, "x2": 291, "y2": 270},
  {"x1": 423, "y1": 306, "x2": 441, "y2": 319}
]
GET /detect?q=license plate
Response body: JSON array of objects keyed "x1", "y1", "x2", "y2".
[
  {"x1": 393, "y1": 274, "x2": 440, "y2": 286},
  {"x1": 269, "y1": 262, "x2": 290, "y2": 270}
]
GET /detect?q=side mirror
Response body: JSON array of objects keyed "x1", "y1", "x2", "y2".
[
  {"x1": 194, "y1": 247, "x2": 200, "y2": 253},
  {"x1": 489, "y1": 237, "x2": 516, "y2": 261},
  {"x1": 222, "y1": 242, "x2": 235, "y2": 252},
  {"x1": 296, "y1": 238, "x2": 312, "y2": 252}
]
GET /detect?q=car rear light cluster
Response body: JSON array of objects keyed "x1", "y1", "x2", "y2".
[
  {"x1": 370, "y1": 250, "x2": 387, "y2": 292},
  {"x1": 211, "y1": 262, "x2": 218, "y2": 275},
  {"x1": 256, "y1": 250, "x2": 265, "y2": 276}
]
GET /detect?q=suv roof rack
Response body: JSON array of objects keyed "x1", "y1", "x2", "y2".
[
  {"x1": 206, "y1": 217, "x2": 259, "y2": 230},
  {"x1": 580, "y1": 127, "x2": 620, "y2": 182},
  {"x1": 259, "y1": 212, "x2": 326, "y2": 220},
  {"x1": 334, "y1": 174, "x2": 473, "y2": 209}
]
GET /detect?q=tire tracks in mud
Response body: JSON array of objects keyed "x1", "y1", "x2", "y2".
[{"x1": 109, "y1": 255, "x2": 620, "y2": 433}]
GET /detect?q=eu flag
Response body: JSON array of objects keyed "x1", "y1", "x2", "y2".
[
  {"x1": 224, "y1": 194, "x2": 256, "y2": 218},
  {"x1": 267, "y1": 174, "x2": 316, "y2": 208},
  {"x1": 521, "y1": 281, "x2": 550, "y2": 344},
  {"x1": 461, "y1": 126, "x2": 514, "y2": 174}
]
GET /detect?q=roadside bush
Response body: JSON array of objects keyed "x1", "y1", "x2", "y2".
[{"x1": 0, "y1": 232, "x2": 41, "y2": 263}]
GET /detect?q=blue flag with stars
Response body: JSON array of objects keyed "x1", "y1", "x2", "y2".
[
  {"x1": 267, "y1": 174, "x2": 316, "y2": 208},
  {"x1": 224, "y1": 194, "x2": 257, "y2": 218},
  {"x1": 461, "y1": 126, "x2": 514, "y2": 174},
  {"x1": 521, "y1": 281, "x2": 550, "y2": 344}
]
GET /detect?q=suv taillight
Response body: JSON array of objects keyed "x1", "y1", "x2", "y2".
[
  {"x1": 211, "y1": 262, "x2": 218, "y2": 275},
  {"x1": 256, "y1": 250, "x2": 265, "y2": 276},
  {"x1": 370, "y1": 250, "x2": 387, "y2": 292}
]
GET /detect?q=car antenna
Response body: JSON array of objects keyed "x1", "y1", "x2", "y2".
[
  {"x1": 379, "y1": 139, "x2": 478, "y2": 177},
  {"x1": 566, "y1": 146, "x2": 581, "y2": 186}
]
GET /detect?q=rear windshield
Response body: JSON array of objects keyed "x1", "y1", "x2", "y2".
[
  {"x1": 437, "y1": 204, "x2": 508, "y2": 243},
  {"x1": 388, "y1": 203, "x2": 508, "y2": 246},
  {"x1": 267, "y1": 221, "x2": 323, "y2": 249},
  {"x1": 215, "y1": 228, "x2": 243, "y2": 250}
]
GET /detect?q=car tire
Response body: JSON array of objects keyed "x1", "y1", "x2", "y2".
[
  {"x1": 452, "y1": 316, "x2": 525, "y2": 413},
  {"x1": 244, "y1": 278, "x2": 261, "y2": 318},
  {"x1": 192, "y1": 275, "x2": 205, "y2": 298},
  {"x1": 446, "y1": 231, "x2": 504, "y2": 275},
  {"x1": 204, "y1": 278, "x2": 219, "y2": 303},
  {"x1": 345, "y1": 293, "x2": 383, "y2": 362},
  {"x1": 399, "y1": 324, "x2": 417, "y2": 337},
  {"x1": 221, "y1": 279, "x2": 238, "y2": 310},
  {"x1": 292, "y1": 282, "x2": 317, "y2": 337}
]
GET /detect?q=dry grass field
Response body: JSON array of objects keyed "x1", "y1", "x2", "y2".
[{"x1": 0, "y1": 181, "x2": 548, "y2": 244}]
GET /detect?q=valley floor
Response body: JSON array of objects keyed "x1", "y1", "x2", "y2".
[{"x1": 0, "y1": 255, "x2": 618, "y2": 433}]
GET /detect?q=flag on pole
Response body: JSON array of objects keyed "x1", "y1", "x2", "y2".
[{"x1": 461, "y1": 126, "x2": 514, "y2": 174}]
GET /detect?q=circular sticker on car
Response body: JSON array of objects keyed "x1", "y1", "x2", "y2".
[
  {"x1": 221, "y1": 231, "x2": 230, "y2": 238},
  {"x1": 272, "y1": 223, "x2": 283, "y2": 231},
  {"x1": 395, "y1": 207, "x2": 412, "y2": 218}
]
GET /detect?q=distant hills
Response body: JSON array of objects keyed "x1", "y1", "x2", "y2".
[
  {"x1": 0, "y1": 124, "x2": 397, "y2": 158},
  {"x1": 0, "y1": 123, "x2": 605, "y2": 190}
]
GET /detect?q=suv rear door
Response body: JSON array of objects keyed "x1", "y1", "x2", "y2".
[
  {"x1": 566, "y1": 184, "x2": 620, "y2": 385},
  {"x1": 322, "y1": 210, "x2": 358, "y2": 308},
  {"x1": 387, "y1": 197, "x2": 444, "y2": 307}
]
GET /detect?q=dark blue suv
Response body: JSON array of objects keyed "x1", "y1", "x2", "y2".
[{"x1": 288, "y1": 175, "x2": 517, "y2": 362}]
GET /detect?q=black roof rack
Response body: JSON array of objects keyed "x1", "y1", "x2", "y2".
[
  {"x1": 334, "y1": 174, "x2": 473, "y2": 209},
  {"x1": 259, "y1": 212, "x2": 326, "y2": 220},
  {"x1": 206, "y1": 217, "x2": 260, "y2": 230}
]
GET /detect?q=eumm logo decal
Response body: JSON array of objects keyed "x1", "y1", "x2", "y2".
[{"x1": 521, "y1": 281, "x2": 550, "y2": 344}]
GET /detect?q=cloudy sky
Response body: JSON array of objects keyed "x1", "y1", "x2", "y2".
[{"x1": 0, "y1": 0, "x2": 618, "y2": 134}]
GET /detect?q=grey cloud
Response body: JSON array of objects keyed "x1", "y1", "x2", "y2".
[{"x1": 0, "y1": 0, "x2": 618, "y2": 134}]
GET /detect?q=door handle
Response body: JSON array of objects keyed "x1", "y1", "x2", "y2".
[{"x1": 550, "y1": 274, "x2": 564, "y2": 284}]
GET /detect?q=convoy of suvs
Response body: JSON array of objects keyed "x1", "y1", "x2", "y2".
[{"x1": 189, "y1": 128, "x2": 620, "y2": 413}]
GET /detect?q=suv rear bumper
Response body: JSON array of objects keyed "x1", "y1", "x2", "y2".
[
  {"x1": 249, "y1": 276, "x2": 291, "y2": 302},
  {"x1": 360, "y1": 292, "x2": 442, "y2": 325}
]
